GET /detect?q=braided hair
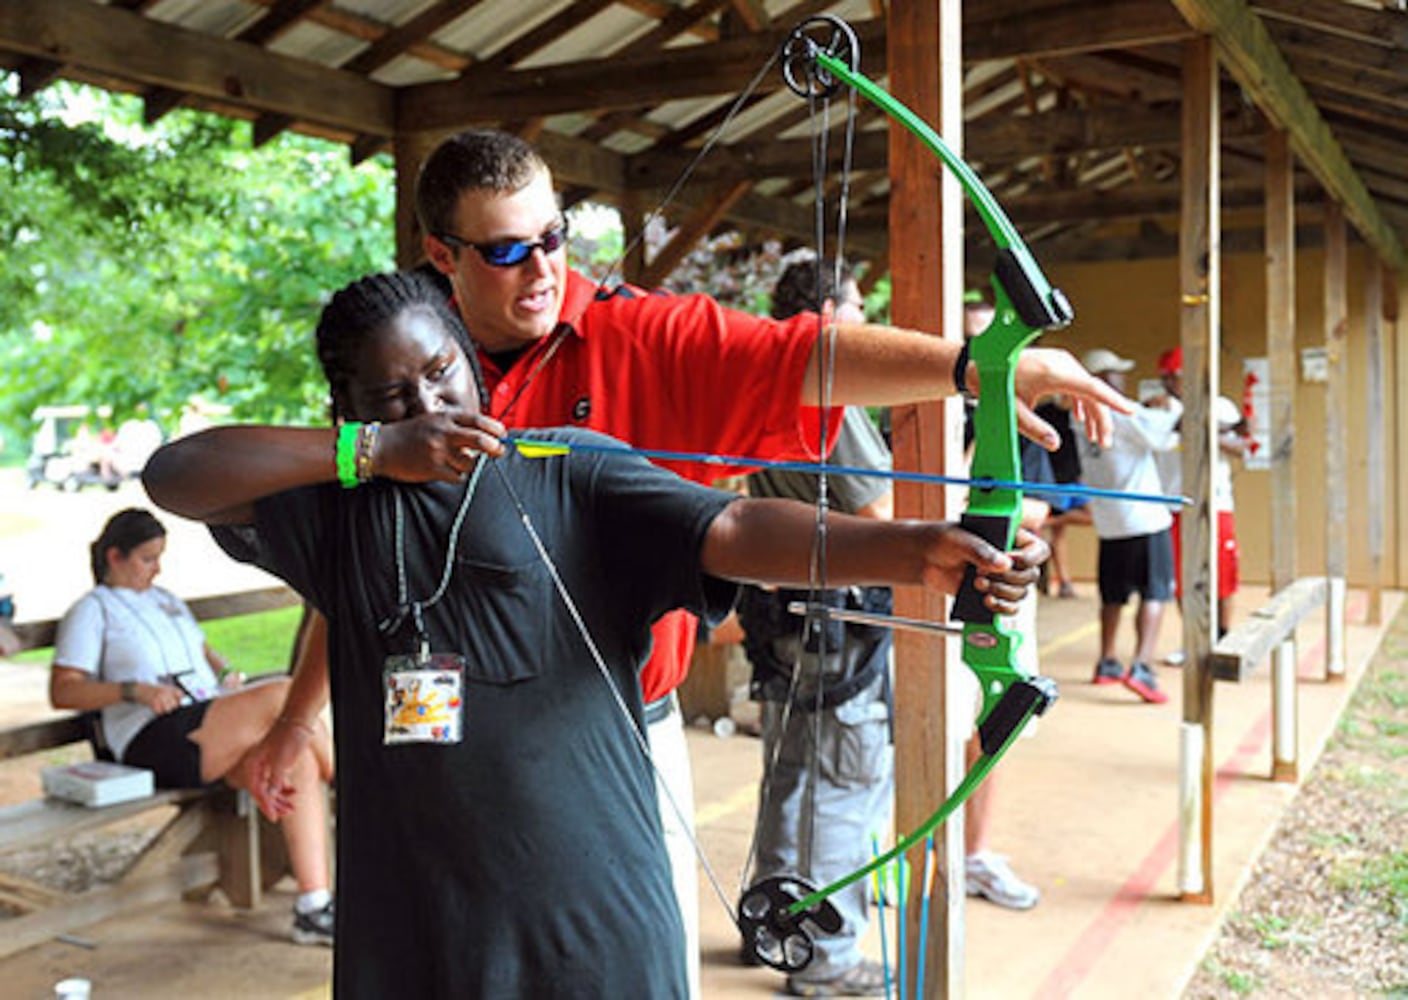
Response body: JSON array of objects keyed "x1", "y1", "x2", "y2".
[
  {"x1": 315, "y1": 270, "x2": 488, "y2": 420},
  {"x1": 90, "y1": 508, "x2": 165, "y2": 584},
  {"x1": 415, "y1": 129, "x2": 549, "y2": 240}
]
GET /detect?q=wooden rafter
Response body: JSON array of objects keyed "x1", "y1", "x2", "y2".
[
  {"x1": 0, "y1": 0, "x2": 394, "y2": 135},
  {"x1": 1170, "y1": 0, "x2": 1408, "y2": 270}
]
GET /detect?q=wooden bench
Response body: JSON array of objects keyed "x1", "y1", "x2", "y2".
[
  {"x1": 1212, "y1": 576, "x2": 1328, "y2": 781},
  {"x1": 0, "y1": 586, "x2": 302, "y2": 959}
]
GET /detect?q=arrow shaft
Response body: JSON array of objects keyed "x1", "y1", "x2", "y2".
[{"x1": 506, "y1": 434, "x2": 1187, "y2": 507}]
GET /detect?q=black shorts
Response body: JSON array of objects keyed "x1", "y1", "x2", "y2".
[
  {"x1": 1098, "y1": 530, "x2": 1175, "y2": 606},
  {"x1": 121, "y1": 701, "x2": 214, "y2": 789}
]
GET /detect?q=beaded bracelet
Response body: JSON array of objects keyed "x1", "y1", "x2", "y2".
[
  {"x1": 336, "y1": 422, "x2": 361, "y2": 489},
  {"x1": 355, "y1": 421, "x2": 381, "y2": 484}
]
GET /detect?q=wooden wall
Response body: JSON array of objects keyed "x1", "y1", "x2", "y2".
[{"x1": 1038, "y1": 245, "x2": 1402, "y2": 589}]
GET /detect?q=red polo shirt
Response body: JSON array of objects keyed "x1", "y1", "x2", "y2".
[{"x1": 475, "y1": 270, "x2": 840, "y2": 702}]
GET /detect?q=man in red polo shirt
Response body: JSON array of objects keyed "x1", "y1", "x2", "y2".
[{"x1": 257, "y1": 129, "x2": 1129, "y2": 998}]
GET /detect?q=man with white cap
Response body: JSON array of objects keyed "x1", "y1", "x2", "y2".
[{"x1": 1074, "y1": 348, "x2": 1180, "y2": 704}]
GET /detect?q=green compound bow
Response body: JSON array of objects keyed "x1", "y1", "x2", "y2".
[{"x1": 737, "y1": 15, "x2": 1071, "y2": 973}]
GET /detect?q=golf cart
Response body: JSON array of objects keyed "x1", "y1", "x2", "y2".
[{"x1": 25, "y1": 404, "x2": 122, "y2": 492}]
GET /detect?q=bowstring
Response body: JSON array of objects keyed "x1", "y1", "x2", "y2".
[{"x1": 734, "y1": 59, "x2": 862, "y2": 914}]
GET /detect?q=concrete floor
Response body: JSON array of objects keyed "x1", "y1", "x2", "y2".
[{"x1": 0, "y1": 582, "x2": 1394, "y2": 999}]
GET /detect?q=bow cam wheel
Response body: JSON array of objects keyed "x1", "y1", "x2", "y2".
[
  {"x1": 781, "y1": 15, "x2": 860, "y2": 100},
  {"x1": 736, "y1": 875, "x2": 844, "y2": 973}
]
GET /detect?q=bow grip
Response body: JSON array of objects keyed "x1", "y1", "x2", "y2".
[{"x1": 950, "y1": 511, "x2": 1016, "y2": 625}]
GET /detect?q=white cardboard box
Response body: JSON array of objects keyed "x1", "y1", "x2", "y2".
[{"x1": 42, "y1": 761, "x2": 155, "y2": 807}]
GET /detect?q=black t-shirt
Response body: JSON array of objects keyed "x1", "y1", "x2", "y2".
[{"x1": 215, "y1": 428, "x2": 735, "y2": 999}]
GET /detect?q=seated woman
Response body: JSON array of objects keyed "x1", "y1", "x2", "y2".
[{"x1": 49, "y1": 508, "x2": 336, "y2": 946}]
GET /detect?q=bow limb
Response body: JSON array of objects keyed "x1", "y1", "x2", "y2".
[{"x1": 798, "y1": 11, "x2": 1067, "y2": 775}]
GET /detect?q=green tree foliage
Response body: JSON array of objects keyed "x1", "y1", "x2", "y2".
[{"x1": 0, "y1": 77, "x2": 395, "y2": 447}]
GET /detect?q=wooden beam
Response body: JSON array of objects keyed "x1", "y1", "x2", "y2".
[
  {"x1": 966, "y1": 0, "x2": 1197, "y2": 62},
  {"x1": 1324, "y1": 200, "x2": 1349, "y2": 678},
  {"x1": 1169, "y1": 0, "x2": 1408, "y2": 271},
  {"x1": 888, "y1": 0, "x2": 965, "y2": 994},
  {"x1": 1178, "y1": 33, "x2": 1220, "y2": 907},
  {"x1": 399, "y1": 6, "x2": 1194, "y2": 131},
  {"x1": 995, "y1": 178, "x2": 1318, "y2": 227},
  {"x1": 638, "y1": 180, "x2": 752, "y2": 287},
  {"x1": 238, "y1": 0, "x2": 329, "y2": 47},
  {"x1": 1276, "y1": 44, "x2": 1408, "y2": 111},
  {"x1": 1366, "y1": 256, "x2": 1387, "y2": 623},
  {"x1": 142, "y1": 87, "x2": 187, "y2": 124},
  {"x1": 628, "y1": 107, "x2": 1264, "y2": 190},
  {"x1": 399, "y1": 19, "x2": 884, "y2": 129},
  {"x1": 252, "y1": 113, "x2": 295, "y2": 148},
  {"x1": 532, "y1": 129, "x2": 887, "y2": 258},
  {"x1": 1030, "y1": 219, "x2": 1329, "y2": 264},
  {"x1": 10, "y1": 586, "x2": 299, "y2": 652},
  {"x1": 1210, "y1": 576, "x2": 1327, "y2": 681},
  {"x1": 0, "y1": 0, "x2": 394, "y2": 137},
  {"x1": 342, "y1": 0, "x2": 486, "y2": 75},
  {"x1": 465, "y1": 0, "x2": 617, "y2": 76},
  {"x1": 15, "y1": 55, "x2": 62, "y2": 96},
  {"x1": 726, "y1": 0, "x2": 770, "y2": 32},
  {"x1": 1253, "y1": 0, "x2": 1408, "y2": 48},
  {"x1": 1265, "y1": 128, "x2": 1298, "y2": 593},
  {"x1": 1266, "y1": 19, "x2": 1408, "y2": 80}
]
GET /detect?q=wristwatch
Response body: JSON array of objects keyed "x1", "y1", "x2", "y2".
[
  {"x1": 119, "y1": 681, "x2": 137, "y2": 703},
  {"x1": 953, "y1": 340, "x2": 977, "y2": 402}
]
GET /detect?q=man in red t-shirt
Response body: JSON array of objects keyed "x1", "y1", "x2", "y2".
[{"x1": 260, "y1": 129, "x2": 1130, "y2": 998}]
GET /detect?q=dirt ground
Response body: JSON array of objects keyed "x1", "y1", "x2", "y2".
[{"x1": 1183, "y1": 607, "x2": 1408, "y2": 999}]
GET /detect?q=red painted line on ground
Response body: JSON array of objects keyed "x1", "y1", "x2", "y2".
[{"x1": 1033, "y1": 593, "x2": 1366, "y2": 999}]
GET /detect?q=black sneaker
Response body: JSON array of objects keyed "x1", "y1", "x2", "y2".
[
  {"x1": 292, "y1": 899, "x2": 334, "y2": 946},
  {"x1": 1124, "y1": 661, "x2": 1169, "y2": 704},
  {"x1": 1092, "y1": 657, "x2": 1124, "y2": 685},
  {"x1": 786, "y1": 958, "x2": 888, "y2": 997}
]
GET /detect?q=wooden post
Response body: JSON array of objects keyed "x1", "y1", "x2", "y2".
[
  {"x1": 1395, "y1": 270, "x2": 1408, "y2": 589},
  {"x1": 1264, "y1": 128, "x2": 1299, "y2": 782},
  {"x1": 888, "y1": 0, "x2": 964, "y2": 995},
  {"x1": 1365, "y1": 258, "x2": 1386, "y2": 625},
  {"x1": 1324, "y1": 201, "x2": 1348, "y2": 681},
  {"x1": 620, "y1": 190, "x2": 646, "y2": 286},
  {"x1": 393, "y1": 129, "x2": 444, "y2": 269},
  {"x1": 1271, "y1": 641, "x2": 1298, "y2": 781},
  {"x1": 1177, "y1": 35, "x2": 1219, "y2": 906},
  {"x1": 1265, "y1": 129, "x2": 1297, "y2": 595}
]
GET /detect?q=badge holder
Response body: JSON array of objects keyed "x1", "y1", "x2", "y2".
[{"x1": 383, "y1": 636, "x2": 465, "y2": 746}]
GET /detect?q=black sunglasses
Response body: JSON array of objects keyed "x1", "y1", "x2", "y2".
[{"x1": 437, "y1": 220, "x2": 569, "y2": 268}]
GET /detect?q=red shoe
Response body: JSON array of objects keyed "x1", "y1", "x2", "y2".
[
  {"x1": 1092, "y1": 658, "x2": 1124, "y2": 685},
  {"x1": 1124, "y1": 661, "x2": 1168, "y2": 704}
]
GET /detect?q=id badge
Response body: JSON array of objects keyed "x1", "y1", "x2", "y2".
[{"x1": 383, "y1": 652, "x2": 465, "y2": 745}]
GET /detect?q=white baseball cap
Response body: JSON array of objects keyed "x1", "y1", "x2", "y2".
[{"x1": 1081, "y1": 348, "x2": 1136, "y2": 375}]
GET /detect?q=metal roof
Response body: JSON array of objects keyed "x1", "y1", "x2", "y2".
[{"x1": 3, "y1": 0, "x2": 1406, "y2": 271}]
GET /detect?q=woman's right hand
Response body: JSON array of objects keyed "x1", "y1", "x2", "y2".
[
  {"x1": 134, "y1": 682, "x2": 183, "y2": 715},
  {"x1": 372, "y1": 409, "x2": 506, "y2": 484}
]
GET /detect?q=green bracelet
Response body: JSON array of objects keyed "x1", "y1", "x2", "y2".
[{"x1": 336, "y1": 422, "x2": 361, "y2": 489}]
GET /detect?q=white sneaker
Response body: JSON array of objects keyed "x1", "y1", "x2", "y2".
[
  {"x1": 1163, "y1": 650, "x2": 1186, "y2": 666},
  {"x1": 965, "y1": 852, "x2": 1039, "y2": 910}
]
